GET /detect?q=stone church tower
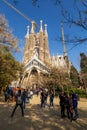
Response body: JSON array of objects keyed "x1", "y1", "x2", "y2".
[
  {"x1": 23, "y1": 21, "x2": 50, "y2": 65},
  {"x1": 20, "y1": 20, "x2": 71, "y2": 89},
  {"x1": 21, "y1": 20, "x2": 50, "y2": 88}
]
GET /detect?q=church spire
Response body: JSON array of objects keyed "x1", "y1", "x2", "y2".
[
  {"x1": 25, "y1": 25, "x2": 29, "y2": 38},
  {"x1": 44, "y1": 24, "x2": 48, "y2": 37},
  {"x1": 40, "y1": 20, "x2": 43, "y2": 32},
  {"x1": 61, "y1": 22, "x2": 67, "y2": 56},
  {"x1": 31, "y1": 21, "x2": 35, "y2": 33}
]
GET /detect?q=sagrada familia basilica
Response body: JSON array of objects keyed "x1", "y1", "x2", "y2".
[{"x1": 19, "y1": 20, "x2": 71, "y2": 88}]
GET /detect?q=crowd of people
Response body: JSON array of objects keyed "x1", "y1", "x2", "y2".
[
  {"x1": 40, "y1": 90, "x2": 54, "y2": 108},
  {"x1": 39, "y1": 89, "x2": 79, "y2": 122},
  {"x1": 4, "y1": 86, "x2": 14, "y2": 102},
  {"x1": 4, "y1": 86, "x2": 34, "y2": 103},
  {"x1": 4, "y1": 86, "x2": 34, "y2": 117},
  {"x1": 59, "y1": 91, "x2": 79, "y2": 122},
  {"x1": 3, "y1": 86, "x2": 79, "y2": 122},
  {"x1": 10, "y1": 88, "x2": 34, "y2": 117}
]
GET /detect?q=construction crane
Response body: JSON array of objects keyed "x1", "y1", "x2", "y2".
[
  {"x1": 2, "y1": 0, "x2": 38, "y2": 28},
  {"x1": 61, "y1": 21, "x2": 67, "y2": 56}
]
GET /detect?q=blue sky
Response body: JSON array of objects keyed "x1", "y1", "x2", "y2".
[{"x1": 0, "y1": 0, "x2": 87, "y2": 71}]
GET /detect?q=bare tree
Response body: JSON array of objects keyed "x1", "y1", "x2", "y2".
[
  {"x1": 0, "y1": 15, "x2": 19, "y2": 51},
  {"x1": 55, "y1": 0, "x2": 87, "y2": 44}
]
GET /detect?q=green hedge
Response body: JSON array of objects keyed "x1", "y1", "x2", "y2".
[
  {"x1": 56, "y1": 86, "x2": 87, "y2": 98},
  {"x1": 68, "y1": 87, "x2": 87, "y2": 98}
]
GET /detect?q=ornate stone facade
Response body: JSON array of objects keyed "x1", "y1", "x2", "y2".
[
  {"x1": 23, "y1": 21, "x2": 50, "y2": 66},
  {"x1": 21, "y1": 20, "x2": 71, "y2": 88},
  {"x1": 50, "y1": 54, "x2": 71, "y2": 76},
  {"x1": 21, "y1": 21, "x2": 50, "y2": 88}
]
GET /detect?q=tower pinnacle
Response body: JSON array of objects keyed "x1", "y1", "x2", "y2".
[
  {"x1": 44, "y1": 24, "x2": 48, "y2": 36},
  {"x1": 25, "y1": 25, "x2": 29, "y2": 38},
  {"x1": 31, "y1": 21, "x2": 35, "y2": 33},
  {"x1": 40, "y1": 20, "x2": 43, "y2": 32}
]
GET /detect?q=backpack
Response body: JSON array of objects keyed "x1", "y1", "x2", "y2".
[{"x1": 17, "y1": 95, "x2": 22, "y2": 104}]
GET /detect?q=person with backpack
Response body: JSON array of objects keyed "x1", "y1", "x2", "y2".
[
  {"x1": 72, "y1": 91, "x2": 79, "y2": 119},
  {"x1": 11, "y1": 90, "x2": 24, "y2": 117},
  {"x1": 68, "y1": 92, "x2": 74, "y2": 122},
  {"x1": 49, "y1": 90, "x2": 54, "y2": 108},
  {"x1": 40, "y1": 90, "x2": 45, "y2": 108},
  {"x1": 59, "y1": 91, "x2": 66, "y2": 118},
  {"x1": 22, "y1": 89, "x2": 27, "y2": 109}
]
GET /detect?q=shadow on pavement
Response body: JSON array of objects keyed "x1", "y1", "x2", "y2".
[{"x1": 0, "y1": 101, "x2": 87, "y2": 130}]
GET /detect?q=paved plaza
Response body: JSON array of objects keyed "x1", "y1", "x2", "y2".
[{"x1": 0, "y1": 95, "x2": 87, "y2": 130}]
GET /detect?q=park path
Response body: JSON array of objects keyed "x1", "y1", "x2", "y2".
[{"x1": 0, "y1": 95, "x2": 87, "y2": 130}]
